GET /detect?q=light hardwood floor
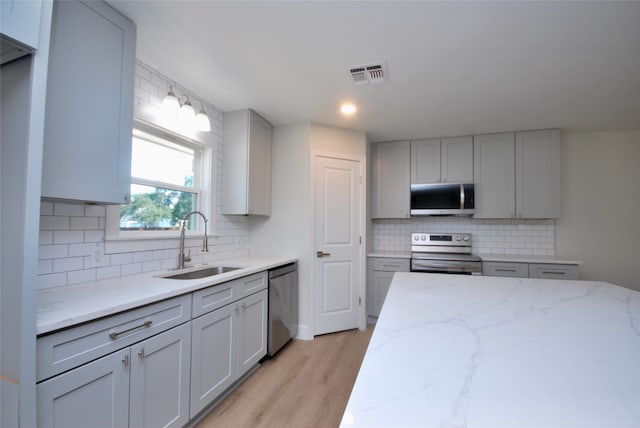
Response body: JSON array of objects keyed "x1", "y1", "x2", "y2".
[{"x1": 196, "y1": 325, "x2": 374, "y2": 428}]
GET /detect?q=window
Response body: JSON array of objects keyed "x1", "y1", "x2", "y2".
[{"x1": 106, "y1": 119, "x2": 214, "y2": 245}]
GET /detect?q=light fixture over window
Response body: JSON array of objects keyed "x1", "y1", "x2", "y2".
[{"x1": 161, "y1": 85, "x2": 211, "y2": 132}]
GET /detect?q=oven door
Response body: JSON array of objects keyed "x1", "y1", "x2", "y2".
[{"x1": 411, "y1": 258, "x2": 482, "y2": 275}]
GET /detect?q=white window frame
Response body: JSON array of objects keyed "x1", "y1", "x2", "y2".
[{"x1": 105, "y1": 118, "x2": 216, "y2": 252}]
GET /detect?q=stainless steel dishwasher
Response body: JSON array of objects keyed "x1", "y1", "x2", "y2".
[{"x1": 268, "y1": 262, "x2": 298, "y2": 357}]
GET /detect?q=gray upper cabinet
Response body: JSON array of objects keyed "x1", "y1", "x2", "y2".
[
  {"x1": 441, "y1": 136, "x2": 474, "y2": 182},
  {"x1": 515, "y1": 130, "x2": 561, "y2": 218},
  {"x1": 473, "y1": 133, "x2": 516, "y2": 218},
  {"x1": 1, "y1": 0, "x2": 42, "y2": 50},
  {"x1": 223, "y1": 109, "x2": 272, "y2": 215},
  {"x1": 474, "y1": 130, "x2": 560, "y2": 219},
  {"x1": 411, "y1": 136, "x2": 473, "y2": 184},
  {"x1": 41, "y1": 0, "x2": 135, "y2": 204},
  {"x1": 372, "y1": 141, "x2": 410, "y2": 219},
  {"x1": 411, "y1": 139, "x2": 440, "y2": 183}
]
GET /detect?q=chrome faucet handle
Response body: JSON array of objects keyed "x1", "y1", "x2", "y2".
[{"x1": 183, "y1": 249, "x2": 191, "y2": 264}]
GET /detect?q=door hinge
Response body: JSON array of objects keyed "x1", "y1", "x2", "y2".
[{"x1": 359, "y1": 236, "x2": 362, "y2": 245}]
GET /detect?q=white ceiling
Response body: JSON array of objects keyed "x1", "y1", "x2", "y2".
[{"x1": 108, "y1": 1, "x2": 640, "y2": 142}]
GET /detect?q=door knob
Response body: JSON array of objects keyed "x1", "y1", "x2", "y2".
[{"x1": 316, "y1": 251, "x2": 331, "y2": 258}]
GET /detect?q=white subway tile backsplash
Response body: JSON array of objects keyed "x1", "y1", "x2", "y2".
[
  {"x1": 40, "y1": 216, "x2": 70, "y2": 231},
  {"x1": 53, "y1": 230, "x2": 85, "y2": 244},
  {"x1": 38, "y1": 273, "x2": 67, "y2": 290},
  {"x1": 39, "y1": 245, "x2": 69, "y2": 260},
  {"x1": 84, "y1": 205, "x2": 106, "y2": 217},
  {"x1": 373, "y1": 217, "x2": 555, "y2": 257},
  {"x1": 97, "y1": 266, "x2": 121, "y2": 281},
  {"x1": 53, "y1": 257, "x2": 84, "y2": 273},
  {"x1": 70, "y1": 216, "x2": 99, "y2": 230},
  {"x1": 121, "y1": 263, "x2": 143, "y2": 276},
  {"x1": 53, "y1": 203, "x2": 85, "y2": 217},
  {"x1": 68, "y1": 269, "x2": 96, "y2": 285}
]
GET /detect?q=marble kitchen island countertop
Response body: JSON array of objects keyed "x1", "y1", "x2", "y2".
[
  {"x1": 341, "y1": 273, "x2": 640, "y2": 428},
  {"x1": 37, "y1": 256, "x2": 297, "y2": 335}
]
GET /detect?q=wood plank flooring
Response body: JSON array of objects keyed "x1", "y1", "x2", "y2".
[{"x1": 196, "y1": 325, "x2": 374, "y2": 428}]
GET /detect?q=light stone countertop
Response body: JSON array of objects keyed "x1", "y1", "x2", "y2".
[
  {"x1": 37, "y1": 256, "x2": 297, "y2": 335},
  {"x1": 341, "y1": 272, "x2": 640, "y2": 428}
]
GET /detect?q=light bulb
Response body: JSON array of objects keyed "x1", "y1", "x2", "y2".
[
  {"x1": 195, "y1": 112, "x2": 211, "y2": 132},
  {"x1": 179, "y1": 100, "x2": 195, "y2": 120},
  {"x1": 162, "y1": 87, "x2": 180, "y2": 114}
]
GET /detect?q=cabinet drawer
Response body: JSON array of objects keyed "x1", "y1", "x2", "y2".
[
  {"x1": 371, "y1": 258, "x2": 410, "y2": 272},
  {"x1": 234, "y1": 272, "x2": 268, "y2": 298},
  {"x1": 37, "y1": 294, "x2": 191, "y2": 382},
  {"x1": 529, "y1": 264, "x2": 578, "y2": 280},
  {"x1": 192, "y1": 272, "x2": 268, "y2": 318},
  {"x1": 483, "y1": 262, "x2": 528, "y2": 278},
  {"x1": 192, "y1": 280, "x2": 236, "y2": 318}
]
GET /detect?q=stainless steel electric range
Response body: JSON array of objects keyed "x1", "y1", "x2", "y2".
[{"x1": 411, "y1": 232, "x2": 482, "y2": 275}]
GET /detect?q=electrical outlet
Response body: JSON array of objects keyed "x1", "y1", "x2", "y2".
[{"x1": 90, "y1": 247, "x2": 103, "y2": 267}]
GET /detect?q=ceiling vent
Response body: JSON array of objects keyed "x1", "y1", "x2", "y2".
[{"x1": 349, "y1": 62, "x2": 387, "y2": 85}]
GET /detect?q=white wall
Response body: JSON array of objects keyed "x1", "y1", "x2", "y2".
[
  {"x1": 250, "y1": 123, "x2": 367, "y2": 339},
  {"x1": 556, "y1": 130, "x2": 640, "y2": 291}
]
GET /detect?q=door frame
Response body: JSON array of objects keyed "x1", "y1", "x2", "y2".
[{"x1": 309, "y1": 150, "x2": 367, "y2": 335}]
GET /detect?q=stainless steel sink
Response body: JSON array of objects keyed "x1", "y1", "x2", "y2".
[{"x1": 163, "y1": 266, "x2": 241, "y2": 280}]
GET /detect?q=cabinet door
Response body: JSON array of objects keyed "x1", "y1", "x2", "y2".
[
  {"x1": 247, "y1": 110, "x2": 273, "y2": 215},
  {"x1": 482, "y1": 262, "x2": 528, "y2": 278},
  {"x1": 529, "y1": 264, "x2": 578, "y2": 280},
  {"x1": 515, "y1": 130, "x2": 560, "y2": 218},
  {"x1": 372, "y1": 141, "x2": 410, "y2": 218},
  {"x1": 190, "y1": 304, "x2": 237, "y2": 418},
  {"x1": 41, "y1": 0, "x2": 135, "y2": 204},
  {"x1": 441, "y1": 136, "x2": 473, "y2": 182},
  {"x1": 1, "y1": 0, "x2": 42, "y2": 49},
  {"x1": 371, "y1": 270, "x2": 395, "y2": 317},
  {"x1": 411, "y1": 139, "x2": 440, "y2": 183},
  {"x1": 473, "y1": 133, "x2": 515, "y2": 218},
  {"x1": 37, "y1": 348, "x2": 130, "y2": 428},
  {"x1": 129, "y1": 323, "x2": 191, "y2": 428},
  {"x1": 237, "y1": 289, "x2": 268, "y2": 376}
]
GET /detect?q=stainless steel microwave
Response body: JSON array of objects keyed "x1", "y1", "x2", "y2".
[{"x1": 410, "y1": 183, "x2": 475, "y2": 216}]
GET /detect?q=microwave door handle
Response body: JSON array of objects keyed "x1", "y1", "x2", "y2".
[{"x1": 460, "y1": 184, "x2": 465, "y2": 210}]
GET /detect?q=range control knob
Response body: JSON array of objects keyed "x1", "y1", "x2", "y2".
[
  {"x1": 421, "y1": 235, "x2": 427, "y2": 241},
  {"x1": 463, "y1": 235, "x2": 470, "y2": 241},
  {"x1": 413, "y1": 235, "x2": 419, "y2": 241},
  {"x1": 455, "y1": 235, "x2": 462, "y2": 241}
]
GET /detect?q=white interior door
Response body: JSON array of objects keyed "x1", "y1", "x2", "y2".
[{"x1": 314, "y1": 155, "x2": 361, "y2": 335}]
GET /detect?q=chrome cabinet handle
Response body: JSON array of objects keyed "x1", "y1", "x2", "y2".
[
  {"x1": 109, "y1": 320, "x2": 152, "y2": 340},
  {"x1": 316, "y1": 251, "x2": 331, "y2": 258},
  {"x1": 122, "y1": 354, "x2": 129, "y2": 368},
  {"x1": 495, "y1": 268, "x2": 517, "y2": 272},
  {"x1": 138, "y1": 348, "x2": 145, "y2": 359}
]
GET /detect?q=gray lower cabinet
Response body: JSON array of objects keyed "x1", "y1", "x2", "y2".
[
  {"x1": 483, "y1": 261, "x2": 579, "y2": 280},
  {"x1": 37, "y1": 348, "x2": 130, "y2": 428},
  {"x1": 368, "y1": 258, "x2": 410, "y2": 317},
  {"x1": 37, "y1": 322, "x2": 191, "y2": 428},
  {"x1": 37, "y1": 270, "x2": 271, "y2": 427},
  {"x1": 190, "y1": 275, "x2": 268, "y2": 418}
]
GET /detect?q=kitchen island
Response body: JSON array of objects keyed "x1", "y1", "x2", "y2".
[{"x1": 341, "y1": 273, "x2": 640, "y2": 427}]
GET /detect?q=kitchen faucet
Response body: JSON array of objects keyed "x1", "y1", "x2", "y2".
[{"x1": 177, "y1": 211, "x2": 209, "y2": 269}]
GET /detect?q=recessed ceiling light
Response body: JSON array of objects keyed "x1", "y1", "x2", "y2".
[{"x1": 340, "y1": 103, "x2": 357, "y2": 115}]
